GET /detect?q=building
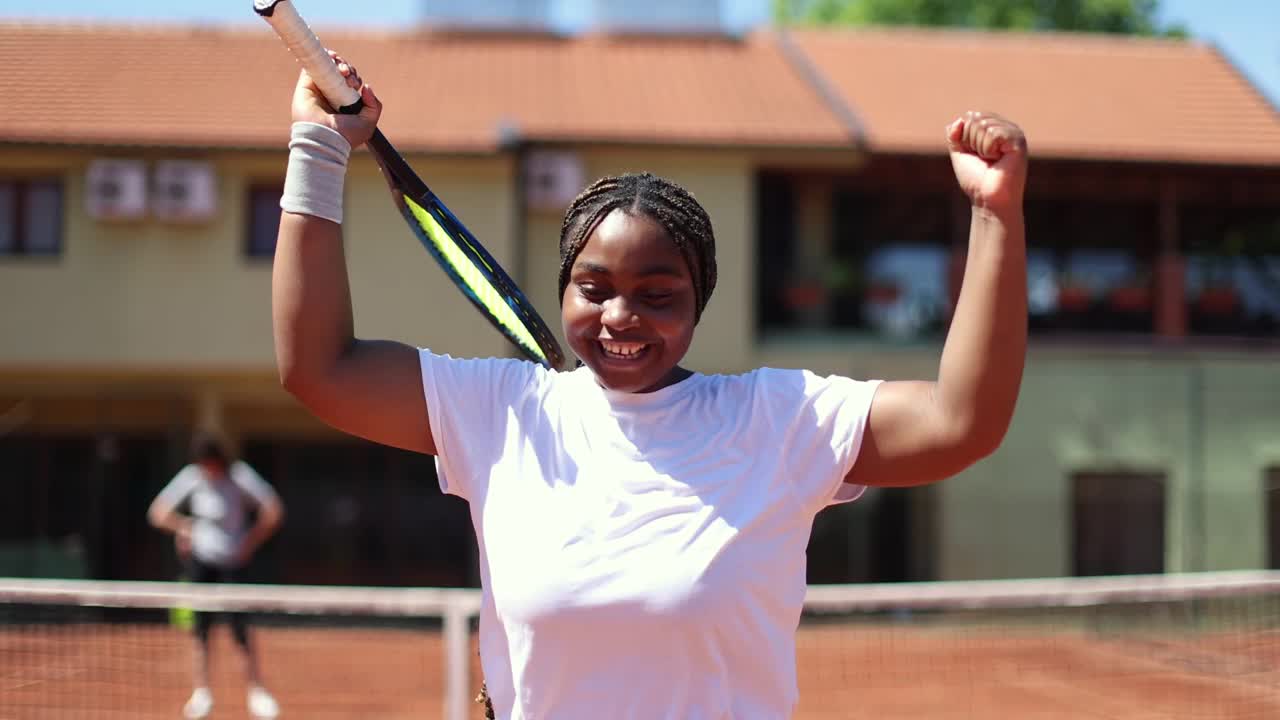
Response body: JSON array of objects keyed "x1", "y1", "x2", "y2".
[{"x1": 2, "y1": 19, "x2": 1278, "y2": 585}]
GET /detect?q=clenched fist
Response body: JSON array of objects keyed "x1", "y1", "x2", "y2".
[
  {"x1": 947, "y1": 112, "x2": 1028, "y2": 216},
  {"x1": 291, "y1": 50, "x2": 382, "y2": 149}
]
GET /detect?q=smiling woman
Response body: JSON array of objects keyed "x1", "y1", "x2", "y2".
[
  {"x1": 270, "y1": 44, "x2": 1029, "y2": 720},
  {"x1": 556, "y1": 173, "x2": 712, "y2": 393}
]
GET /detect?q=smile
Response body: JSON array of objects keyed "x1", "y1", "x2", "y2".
[{"x1": 599, "y1": 340, "x2": 650, "y2": 361}]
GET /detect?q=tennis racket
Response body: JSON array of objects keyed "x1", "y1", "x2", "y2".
[{"x1": 254, "y1": 0, "x2": 566, "y2": 371}]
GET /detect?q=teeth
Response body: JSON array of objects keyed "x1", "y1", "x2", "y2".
[{"x1": 600, "y1": 341, "x2": 646, "y2": 358}]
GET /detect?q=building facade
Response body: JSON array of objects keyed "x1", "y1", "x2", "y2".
[{"x1": 2, "y1": 21, "x2": 1278, "y2": 584}]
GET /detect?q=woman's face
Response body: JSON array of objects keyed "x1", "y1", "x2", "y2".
[
  {"x1": 197, "y1": 458, "x2": 229, "y2": 480},
  {"x1": 561, "y1": 210, "x2": 697, "y2": 393}
]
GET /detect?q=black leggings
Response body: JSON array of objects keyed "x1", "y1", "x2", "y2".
[{"x1": 188, "y1": 558, "x2": 251, "y2": 649}]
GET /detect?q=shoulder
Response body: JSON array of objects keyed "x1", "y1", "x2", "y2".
[
  {"x1": 419, "y1": 350, "x2": 553, "y2": 399},
  {"x1": 156, "y1": 464, "x2": 200, "y2": 499},
  {"x1": 713, "y1": 367, "x2": 816, "y2": 400},
  {"x1": 229, "y1": 461, "x2": 269, "y2": 488},
  {"x1": 170, "y1": 464, "x2": 202, "y2": 486},
  {"x1": 708, "y1": 367, "x2": 880, "y2": 414}
]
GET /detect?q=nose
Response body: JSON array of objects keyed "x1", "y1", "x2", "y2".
[{"x1": 600, "y1": 295, "x2": 640, "y2": 331}]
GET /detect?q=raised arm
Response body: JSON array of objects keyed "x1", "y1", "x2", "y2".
[
  {"x1": 849, "y1": 111, "x2": 1028, "y2": 488},
  {"x1": 273, "y1": 54, "x2": 435, "y2": 454}
]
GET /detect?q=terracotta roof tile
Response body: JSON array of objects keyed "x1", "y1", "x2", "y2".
[
  {"x1": 787, "y1": 27, "x2": 1280, "y2": 165},
  {"x1": 4, "y1": 22, "x2": 850, "y2": 151},
  {"x1": 7, "y1": 22, "x2": 1279, "y2": 165}
]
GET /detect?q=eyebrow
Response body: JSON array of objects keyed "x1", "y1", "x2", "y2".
[{"x1": 574, "y1": 261, "x2": 686, "y2": 279}]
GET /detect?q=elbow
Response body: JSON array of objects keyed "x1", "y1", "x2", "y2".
[
  {"x1": 275, "y1": 339, "x2": 353, "y2": 406},
  {"x1": 275, "y1": 345, "x2": 312, "y2": 398},
  {"x1": 146, "y1": 506, "x2": 167, "y2": 531},
  {"x1": 277, "y1": 362, "x2": 311, "y2": 400},
  {"x1": 268, "y1": 505, "x2": 286, "y2": 531},
  {"x1": 958, "y1": 408, "x2": 1014, "y2": 464},
  {"x1": 277, "y1": 354, "x2": 329, "y2": 409}
]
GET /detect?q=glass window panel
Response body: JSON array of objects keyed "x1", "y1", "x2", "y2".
[
  {"x1": 1181, "y1": 205, "x2": 1280, "y2": 337},
  {"x1": 0, "y1": 182, "x2": 15, "y2": 254},
  {"x1": 23, "y1": 181, "x2": 63, "y2": 255},
  {"x1": 862, "y1": 244, "x2": 949, "y2": 340},
  {"x1": 246, "y1": 185, "x2": 283, "y2": 258},
  {"x1": 1025, "y1": 197, "x2": 1156, "y2": 334}
]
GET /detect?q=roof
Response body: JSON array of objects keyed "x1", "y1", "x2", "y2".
[
  {"x1": 4, "y1": 21, "x2": 1279, "y2": 165},
  {"x1": 2, "y1": 23, "x2": 849, "y2": 152},
  {"x1": 787, "y1": 27, "x2": 1280, "y2": 165}
]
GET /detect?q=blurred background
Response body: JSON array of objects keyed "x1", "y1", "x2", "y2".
[
  {"x1": 1, "y1": 0, "x2": 1278, "y2": 589},
  {"x1": 3, "y1": 2, "x2": 1280, "y2": 717}
]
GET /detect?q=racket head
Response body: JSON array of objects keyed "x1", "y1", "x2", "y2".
[
  {"x1": 257, "y1": 1, "x2": 567, "y2": 370},
  {"x1": 368, "y1": 144, "x2": 566, "y2": 370}
]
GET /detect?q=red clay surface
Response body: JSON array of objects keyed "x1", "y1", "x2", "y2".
[{"x1": 2, "y1": 622, "x2": 1277, "y2": 719}]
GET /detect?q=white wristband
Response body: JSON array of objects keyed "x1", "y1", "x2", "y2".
[{"x1": 280, "y1": 122, "x2": 352, "y2": 225}]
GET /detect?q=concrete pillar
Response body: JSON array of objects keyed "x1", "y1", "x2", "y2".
[
  {"x1": 1155, "y1": 178, "x2": 1186, "y2": 337},
  {"x1": 790, "y1": 180, "x2": 833, "y2": 327}
]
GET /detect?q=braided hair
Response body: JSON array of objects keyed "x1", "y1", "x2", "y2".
[{"x1": 556, "y1": 172, "x2": 717, "y2": 321}]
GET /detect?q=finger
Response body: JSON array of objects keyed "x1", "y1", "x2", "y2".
[
  {"x1": 945, "y1": 117, "x2": 965, "y2": 149},
  {"x1": 979, "y1": 122, "x2": 1003, "y2": 160},
  {"x1": 295, "y1": 67, "x2": 315, "y2": 93},
  {"x1": 346, "y1": 67, "x2": 362, "y2": 90},
  {"x1": 972, "y1": 116, "x2": 1007, "y2": 160},
  {"x1": 962, "y1": 111, "x2": 984, "y2": 155},
  {"x1": 359, "y1": 83, "x2": 382, "y2": 120}
]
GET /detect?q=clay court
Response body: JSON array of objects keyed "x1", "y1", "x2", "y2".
[{"x1": 3, "y1": 618, "x2": 1277, "y2": 719}]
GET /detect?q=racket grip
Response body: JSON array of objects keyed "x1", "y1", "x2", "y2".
[{"x1": 254, "y1": 0, "x2": 364, "y2": 114}]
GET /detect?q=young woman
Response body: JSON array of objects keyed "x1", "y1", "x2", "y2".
[
  {"x1": 272, "y1": 54, "x2": 1027, "y2": 719},
  {"x1": 148, "y1": 433, "x2": 285, "y2": 719}
]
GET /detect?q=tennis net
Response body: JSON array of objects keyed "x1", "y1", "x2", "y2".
[{"x1": 1, "y1": 571, "x2": 1277, "y2": 719}]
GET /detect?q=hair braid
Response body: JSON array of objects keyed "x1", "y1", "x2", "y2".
[{"x1": 556, "y1": 172, "x2": 717, "y2": 320}]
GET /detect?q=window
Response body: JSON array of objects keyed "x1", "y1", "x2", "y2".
[
  {"x1": 756, "y1": 170, "x2": 958, "y2": 340},
  {"x1": 828, "y1": 189, "x2": 954, "y2": 340},
  {"x1": 245, "y1": 183, "x2": 284, "y2": 259},
  {"x1": 1026, "y1": 198, "x2": 1158, "y2": 335},
  {"x1": 1181, "y1": 205, "x2": 1280, "y2": 338},
  {"x1": 1072, "y1": 471, "x2": 1165, "y2": 576},
  {"x1": 0, "y1": 178, "x2": 64, "y2": 257}
]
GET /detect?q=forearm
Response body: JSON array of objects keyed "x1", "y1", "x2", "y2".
[
  {"x1": 934, "y1": 207, "x2": 1027, "y2": 453},
  {"x1": 273, "y1": 211, "x2": 358, "y2": 393},
  {"x1": 242, "y1": 516, "x2": 280, "y2": 555},
  {"x1": 150, "y1": 510, "x2": 192, "y2": 536}
]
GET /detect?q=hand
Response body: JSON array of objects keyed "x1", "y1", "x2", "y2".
[
  {"x1": 946, "y1": 112, "x2": 1028, "y2": 215},
  {"x1": 174, "y1": 527, "x2": 193, "y2": 559},
  {"x1": 232, "y1": 543, "x2": 255, "y2": 568},
  {"x1": 291, "y1": 50, "x2": 383, "y2": 149}
]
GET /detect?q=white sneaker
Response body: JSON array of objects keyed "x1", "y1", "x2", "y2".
[
  {"x1": 248, "y1": 685, "x2": 280, "y2": 719},
  {"x1": 182, "y1": 687, "x2": 213, "y2": 719}
]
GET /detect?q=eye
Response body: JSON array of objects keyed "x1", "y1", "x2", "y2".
[
  {"x1": 577, "y1": 283, "x2": 610, "y2": 303},
  {"x1": 641, "y1": 290, "x2": 674, "y2": 306}
]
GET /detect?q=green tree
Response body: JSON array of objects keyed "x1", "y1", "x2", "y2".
[{"x1": 774, "y1": 0, "x2": 1188, "y2": 36}]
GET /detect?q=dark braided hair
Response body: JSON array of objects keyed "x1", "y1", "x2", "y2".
[{"x1": 556, "y1": 172, "x2": 717, "y2": 320}]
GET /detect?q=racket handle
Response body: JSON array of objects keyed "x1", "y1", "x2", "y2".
[{"x1": 254, "y1": 0, "x2": 364, "y2": 114}]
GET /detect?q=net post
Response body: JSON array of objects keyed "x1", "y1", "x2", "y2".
[{"x1": 443, "y1": 597, "x2": 472, "y2": 720}]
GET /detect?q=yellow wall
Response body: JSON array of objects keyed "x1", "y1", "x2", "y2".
[
  {"x1": 7, "y1": 143, "x2": 1278, "y2": 583},
  {"x1": 0, "y1": 147, "x2": 515, "y2": 372}
]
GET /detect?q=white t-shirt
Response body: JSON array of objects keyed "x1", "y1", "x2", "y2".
[
  {"x1": 154, "y1": 460, "x2": 279, "y2": 569},
  {"x1": 420, "y1": 351, "x2": 881, "y2": 720}
]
